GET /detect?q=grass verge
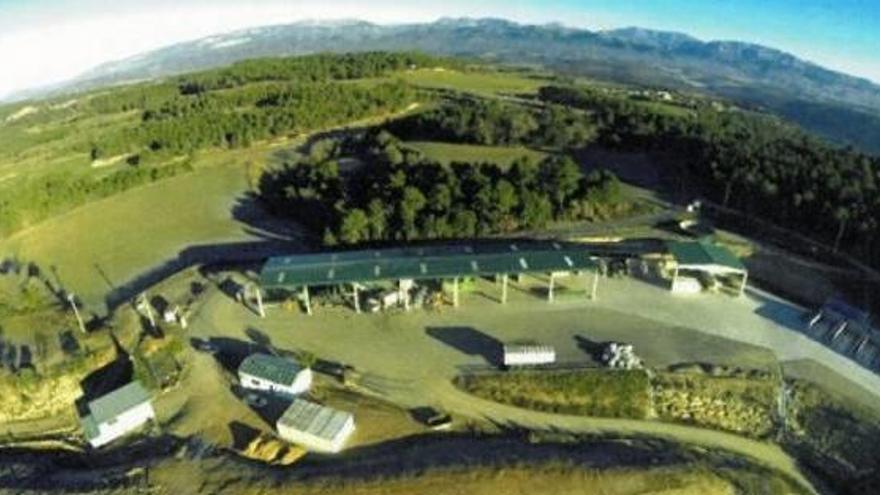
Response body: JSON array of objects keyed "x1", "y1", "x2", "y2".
[{"x1": 455, "y1": 369, "x2": 653, "y2": 418}]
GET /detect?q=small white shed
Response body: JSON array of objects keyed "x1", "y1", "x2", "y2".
[
  {"x1": 80, "y1": 381, "x2": 155, "y2": 448},
  {"x1": 276, "y1": 398, "x2": 355, "y2": 453},
  {"x1": 238, "y1": 354, "x2": 312, "y2": 397}
]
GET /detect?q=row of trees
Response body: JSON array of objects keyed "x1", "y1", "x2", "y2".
[
  {"x1": 91, "y1": 79, "x2": 417, "y2": 159},
  {"x1": 84, "y1": 52, "x2": 451, "y2": 115},
  {"x1": 540, "y1": 85, "x2": 880, "y2": 260},
  {"x1": 129, "y1": 81, "x2": 414, "y2": 155},
  {"x1": 388, "y1": 97, "x2": 597, "y2": 149},
  {"x1": 87, "y1": 53, "x2": 446, "y2": 158},
  {"x1": 176, "y1": 52, "x2": 457, "y2": 94},
  {"x1": 259, "y1": 131, "x2": 625, "y2": 245}
]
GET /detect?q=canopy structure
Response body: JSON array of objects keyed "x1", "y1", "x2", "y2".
[
  {"x1": 259, "y1": 242, "x2": 600, "y2": 313},
  {"x1": 666, "y1": 240, "x2": 748, "y2": 295}
]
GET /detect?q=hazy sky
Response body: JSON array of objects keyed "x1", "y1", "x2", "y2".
[{"x1": 0, "y1": 0, "x2": 878, "y2": 99}]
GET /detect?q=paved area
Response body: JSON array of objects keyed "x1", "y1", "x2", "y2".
[
  {"x1": 180, "y1": 273, "x2": 880, "y2": 493},
  {"x1": 595, "y1": 276, "x2": 880, "y2": 397}
]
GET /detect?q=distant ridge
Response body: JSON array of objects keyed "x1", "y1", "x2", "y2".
[{"x1": 9, "y1": 17, "x2": 880, "y2": 152}]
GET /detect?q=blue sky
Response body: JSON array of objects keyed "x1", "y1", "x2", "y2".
[{"x1": 0, "y1": 0, "x2": 878, "y2": 99}]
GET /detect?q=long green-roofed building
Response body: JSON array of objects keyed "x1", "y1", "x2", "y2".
[{"x1": 259, "y1": 242, "x2": 600, "y2": 313}]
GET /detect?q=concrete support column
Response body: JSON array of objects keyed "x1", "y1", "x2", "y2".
[
  {"x1": 501, "y1": 274, "x2": 509, "y2": 304},
  {"x1": 672, "y1": 265, "x2": 680, "y2": 291},
  {"x1": 302, "y1": 286, "x2": 312, "y2": 315},
  {"x1": 255, "y1": 285, "x2": 265, "y2": 318},
  {"x1": 590, "y1": 270, "x2": 599, "y2": 300},
  {"x1": 548, "y1": 273, "x2": 555, "y2": 303},
  {"x1": 452, "y1": 277, "x2": 459, "y2": 308},
  {"x1": 739, "y1": 271, "x2": 748, "y2": 297},
  {"x1": 352, "y1": 284, "x2": 361, "y2": 314}
]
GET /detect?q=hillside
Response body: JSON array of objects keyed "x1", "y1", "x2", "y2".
[
  {"x1": 2, "y1": 51, "x2": 880, "y2": 495},
  {"x1": 0, "y1": 52, "x2": 442, "y2": 236},
  {"x1": 19, "y1": 18, "x2": 880, "y2": 153},
  {"x1": 3, "y1": 52, "x2": 880, "y2": 306}
]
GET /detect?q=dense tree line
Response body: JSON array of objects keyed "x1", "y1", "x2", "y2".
[
  {"x1": 388, "y1": 97, "x2": 597, "y2": 148},
  {"x1": 84, "y1": 52, "x2": 450, "y2": 115},
  {"x1": 125, "y1": 81, "x2": 414, "y2": 155},
  {"x1": 0, "y1": 161, "x2": 192, "y2": 234},
  {"x1": 259, "y1": 131, "x2": 625, "y2": 245},
  {"x1": 93, "y1": 79, "x2": 417, "y2": 158},
  {"x1": 540, "y1": 85, "x2": 880, "y2": 261},
  {"x1": 176, "y1": 52, "x2": 457, "y2": 93},
  {"x1": 87, "y1": 52, "x2": 447, "y2": 158}
]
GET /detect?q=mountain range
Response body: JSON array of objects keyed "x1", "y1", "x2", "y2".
[{"x1": 14, "y1": 18, "x2": 880, "y2": 152}]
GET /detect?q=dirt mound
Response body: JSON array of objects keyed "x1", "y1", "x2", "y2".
[{"x1": 239, "y1": 432, "x2": 305, "y2": 466}]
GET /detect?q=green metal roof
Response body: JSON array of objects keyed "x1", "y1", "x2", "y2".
[
  {"x1": 260, "y1": 242, "x2": 599, "y2": 289},
  {"x1": 666, "y1": 240, "x2": 746, "y2": 272},
  {"x1": 88, "y1": 381, "x2": 151, "y2": 425},
  {"x1": 239, "y1": 353, "x2": 304, "y2": 384}
]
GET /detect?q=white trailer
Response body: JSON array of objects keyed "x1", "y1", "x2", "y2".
[
  {"x1": 80, "y1": 381, "x2": 155, "y2": 448},
  {"x1": 503, "y1": 343, "x2": 556, "y2": 367}
]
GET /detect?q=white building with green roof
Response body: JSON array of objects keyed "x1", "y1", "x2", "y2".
[
  {"x1": 238, "y1": 353, "x2": 312, "y2": 397},
  {"x1": 80, "y1": 381, "x2": 155, "y2": 448}
]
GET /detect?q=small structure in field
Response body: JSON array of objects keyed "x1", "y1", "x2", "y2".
[
  {"x1": 80, "y1": 381, "x2": 155, "y2": 448},
  {"x1": 238, "y1": 353, "x2": 312, "y2": 397},
  {"x1": 503, "y1": 342, "x2": 556, "y2": 367},
  {"x1": 276, "y1": 398, "x2": 355, "y2": 453}
]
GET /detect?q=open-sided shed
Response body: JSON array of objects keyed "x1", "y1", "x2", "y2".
[
  {"x1": 259, "y1": 242, "x2": 600, "y2": 313},
  {"x1": 666, "y1": 240, "x2": 748, "y2": 295}
]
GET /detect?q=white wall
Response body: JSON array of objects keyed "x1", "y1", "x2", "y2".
[
  {"x1": 90, "y1": 401, "x2": 155, "y2": 448},
  {"x1": 239, "y1": 368, "x2": 312, "y2": 396}
]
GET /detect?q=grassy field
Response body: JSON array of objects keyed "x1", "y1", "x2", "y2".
[
  {"x1": 0, "y1": 160, "x2": 256, "y2": 310},
  {"x1": 457, "y1": 367, "x2": 778, "y2": 438},
  {"x1": 457, "y1": 369, "x2": 653, "y2": 418},
  {"x1": 0, "y1": 102, "x2": 141, "y2": 187},
  {"x1": 405, "y1": 141, "x2": 549, "y2": 167},
  {"x1": 400, "y1": 68, "x2": 548, "y2": 97},
  {"x1": 0, "y1": 98, "x2": 431, "y2": 314}
]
